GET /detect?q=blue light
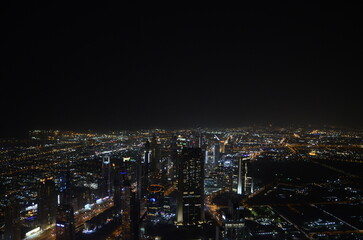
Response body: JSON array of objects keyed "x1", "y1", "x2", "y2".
[
  {"x1": 56, "y1": 223, "x2": 65, "y2": 228},
  {"x1": 121, "y1": 172, "x2": 127, "y2": 175},
  {"x1": 150, "y1": 198, "x2": 156, "y2": 202}
]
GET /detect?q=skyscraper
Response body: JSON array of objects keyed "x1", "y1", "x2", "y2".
[
  {"x1": 213, "y1": 143, "x2": 220, "y2": 165},
  {"x1": 102, "y1": 155, "x2": 111, "y2": 197},
  {"x1": 150, "y1": 134, "x2": 161, "y2": 175},
  {"x1": 38, "y1": 176, "x2": 57, "y2": 230},
  {"x1": 237, "y1": 158, "x2": 243, "y2": 195},
  {"x1": 144, "y1": 140, "x2": 151, "y2": 164},
  {"x1": 59, "y1": 171, "x2": 71, "y2": 205},
  {"x1": 140, "y1": 140, "x2": 151, "y2": 197},
  {"x1": 237, "y1": 157, "x2": 253, "y2": 196},
  {"x1": 121, "y1": 179, "x2": 132, "y2": 239},
  {"x1": 113, "y1": 168, "x2": 122, "y2": 208},
  {"x1": 55, "y1": 204, "x2": 75, "y2": 240},
  {"x1": 177, "y1": 147, "x2": 205, "y2": 225}
]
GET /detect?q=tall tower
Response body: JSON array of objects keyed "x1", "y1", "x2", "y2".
[
  {"x1": 121, "y1": 179, "x2": 132, "y2": 240},
  {"x1": 205, "y1": 150, "x2": 209, "y2": 164},
  {"x1": 237, "y1": 158, "x2": 243, "y2": 195},
  {"x1": 177, "y1": 148, "x2": 205, "y2": 225},
  {"x1": 144, "y1": 140, "x2": 151, "y2": 164},
  {"x1": 59, "y1": 171, "x2": 71, "y2": 205},
  {"x1": 55, "y1": 204, "x2": 75, "y2": 240},
  {"x1": 114, "y1": 169, "x2": 122, "y2": 208},
  {"x1": 141, "y1": 140, "x2": 151, "y2": 197},
  {"x1": 150, "y1": 134, "x2": 161, "y2": 175},
  {"x1": 38, "y1": 176, "x2": 57, "y2": 230},
  {"x1": 213, "y1": 143, "x2": 220, "y2": 165},
  {"x1": 102, "y1": 155, "x2": 111, "y2": 197}
]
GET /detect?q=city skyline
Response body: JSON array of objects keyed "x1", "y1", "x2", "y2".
[
  {"x1": 1, "y1": 127, "x2": 362, "y2": 239},
  {"x1": 2, "y1": 3, "x2": 363, "y2": 239},
  {"x1": 1, "y1": 2, "x2": 362, "y2": 138}
]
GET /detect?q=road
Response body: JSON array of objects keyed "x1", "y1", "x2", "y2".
[{"x1": 28, "y1": 199, "x2": 114, "y2": 240}]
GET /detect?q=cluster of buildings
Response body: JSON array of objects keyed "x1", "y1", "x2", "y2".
[{"x1": 0, "y1": 126, "x2": 362, "y2": 239}]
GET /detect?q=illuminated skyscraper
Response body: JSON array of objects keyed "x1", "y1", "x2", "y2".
[
  {"x1": 144, "y1": 140, "x2": 151, "y2": 164},
  {"x1": 102, "y1": 155, "x2": 111, "y2": 197},
  {"x1": 121, "y1": 179, "x2": 132, "y2": 239},
  {"x1": 140, "y1": 140, "x2": 151, "y2": 197},
  {"x1": 150, "y1": 134, "x2": 161, "y2": 175},
  {"x1": 220, "y1": 141, "x2": 225, "y2": 153},
  {"x1": 237, "y1": 158, "x2": 243, "y2": 195},
  {"x1": 38, "y1": 176, "x2": 57, "y2": 230},
  {"x1": 237, "y1": 157, "x2": 253, "y2": 196},
  {"x1": 59, "y1": 171, "x2": 71, "y2": 205},
  {"x1": 205, "y1": 150, "x2": 209, "y2": 164},
  {"x1": 55, "y1": 204, "x2": 75, "y2": 240},
  {"x1": 177, "y1": 148, "x2": 205, "y2": 225},
  {"x1": 213, "y1": 144, "x2": 220, "y2": 165}
]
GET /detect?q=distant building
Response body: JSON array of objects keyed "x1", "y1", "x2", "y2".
[
  {"x1": 177, "y1": 148, "x2": 205, "y2": 225},
  {"x1": 55, "y1": 204, "x2": 75, "y2": 240},
  {"x1": 38, "y1": 176, "x2": 57, "y2": 230}
]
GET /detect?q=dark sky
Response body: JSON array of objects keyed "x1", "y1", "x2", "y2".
[{"x1": 1, "y1": 2, "x2": 362, "y2": 136}]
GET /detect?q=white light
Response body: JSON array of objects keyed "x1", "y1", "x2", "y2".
[{"x1": 25, "y1": 227, "x2": 40, "y2": 237}]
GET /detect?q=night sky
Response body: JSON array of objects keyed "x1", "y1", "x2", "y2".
[{"x1": 1, "y1": 2, "x2": 362, "y2": 137}]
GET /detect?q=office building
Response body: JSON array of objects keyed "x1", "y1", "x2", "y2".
[
  {"x1": 177, "y1": 147, "x2": 205, "y2": 225},
  {"x1": 150, "y1": 134, "x2": 161, "y2": 175},
  {"x1": 55, "y1": 204, "x2": 75, "y2": 240},
  {"x1": 102, "y1": 155, "x2": 111, "y2": 197},
  {"x1": 213, "y1": 144, "x2": 220, "y2": 165},
  {"x1": 38, "y1": 176, "x2": 57, "y2": 230}
]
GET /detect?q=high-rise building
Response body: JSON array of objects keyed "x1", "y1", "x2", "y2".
[
  {"x1": 144, "y1": 140, "x2": 151, "y2": 163},
  {"x1": 55, "y1": 204, "x2": 75, "y2": 240},
  {"x1": 140, "y1": 140, "x2": 151, "y2": 197},
  {"x1": 220, "y1": 200, "x2": 248, "y2": 240},
  {"x1": 205, "y1": 150, "x2": 209, "y2": 164},
  {"x1": 177, "y1": 148, "x2": 205, "y2": 225},
  {"x1": 102, "y1": 155, "x2": 111, "y2": 197},
  {"x1": 59, "y1": 171, "x2": 71, "y2": 205},
  {"x1": 38, "y1": 176, "x2": 57, "y2": 230},
  {"x1": 114, "y1": 168, "x2": 122, "y2": 208},
  {"x1": 237, "y1": 157, "x2": 253, "y2": 195},
  {"x1": 219, "y1": 141, "x2": 225, "y2": 153},
  {"x1": 121, "y1": 179, "x2": 132, "y2": 239},
  {"x1": 243, "y1": 161, "x2": 254, "y2": 195},
  {"x1": 213, "y1": 144, "x2": 220, "y2": 165},
  {"x1": 150, "y1": 134, "x2": 161, "y2": 175},
  {"x1": 237, "y1": 158, "x2": 243, "y2": 195},
  {"x1": 130, "y1": 191, "x2": 140, "y2": 240},
  {"x1": 4, "y1": 197, "x2": 21, "y2": 240}
]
